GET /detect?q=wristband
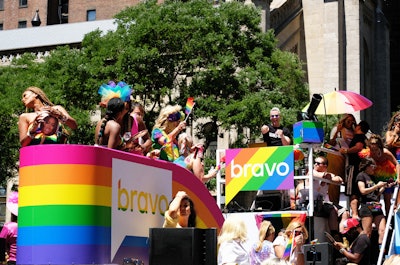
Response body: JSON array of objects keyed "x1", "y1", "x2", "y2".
[{"x1": 339, "y1": 248, "x2": 346, "y2": 254}]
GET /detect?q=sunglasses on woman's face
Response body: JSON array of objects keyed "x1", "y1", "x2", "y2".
[
  {"x1": 168, "y1": 112, "x2": 181, "y2": 122},
  {"x1": 294, "y1": 230, "x2": 303, "y2": 237}
]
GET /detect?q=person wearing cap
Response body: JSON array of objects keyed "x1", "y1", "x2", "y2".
[
  {"x1": 339, "y1": 120, "x2": 370, "y2": 220},
  {"x1": 334, "y1": 218, "x2": 370, "y2": 265},
  {"x1": 261, "y1": 107, "x2": 291, "y2": 146},
  {"x1": 0, "y1": 191, "x2": 18, "y2": 265}
]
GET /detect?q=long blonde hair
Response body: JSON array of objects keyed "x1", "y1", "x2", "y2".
[
  {"x1": 255, "y1": 221, "x2": 275, "y2": 252},
  {"x1": 285, "y1": 221, "x2": 308, "y2": 241},
  {"x1": 153, "y1": 105, "x2": 182, "y2": 133},
  {"x1": 25, "y1": 86, "x2": 54, "y2": 107},
  {"x1": 218, "y1": 216, "x2": 247, "y2": 246}
]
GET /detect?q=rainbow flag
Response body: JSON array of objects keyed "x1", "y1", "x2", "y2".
[
  {"x1": 185, "y1": 97, "x2": 195, "y2": 115},
  {"x1": 283, "y1": 234, "x2": 293, "y2": 259}
]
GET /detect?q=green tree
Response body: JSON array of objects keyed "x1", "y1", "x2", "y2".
[
  {"x1": 0, "y1": 0, "x2": 310, "y2": 185},
  {"x1": 83, "y1": 0, "x2": 309, "y2": 142}
]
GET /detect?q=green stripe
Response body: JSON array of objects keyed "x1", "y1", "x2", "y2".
[
  {"x1": 301, "y1": 121, "x2": 323, "y2": 129},
  {"x1": 18, "y1": 205, "x2": 111, "y2": 227}
]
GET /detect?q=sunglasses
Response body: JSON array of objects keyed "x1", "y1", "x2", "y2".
[
  {"x1": 294, "y1": 230, "x2": 303, "y2": 237},
  {"x1": 270, "y1": 115, "x2": 280, "y2": 118},
  {"x1": 167, "y1": 112, "x2": 181, "y2": 122},
  {"x1": 314, "y1": 161, "x2": 326, "y2": 166}
]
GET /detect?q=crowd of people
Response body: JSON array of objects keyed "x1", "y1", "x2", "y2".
[
  {"x1": 217, "y1": 215, "x2": 307, "y2": 265},
  {"x1": 16, "y1": 82, "x2": 400, "y2": 264},
  {"x1": 17, "y1": 81, "x2": 217, "y2": 184},
  {"x1": 260, "y1": 106, "x2": 400, "y2": 264}
]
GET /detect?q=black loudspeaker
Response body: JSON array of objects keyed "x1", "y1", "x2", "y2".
[
  {"x1": 149, "y1": 228, "x2": 217, "y2": 265},
  {"x1": 303, "y1": 242, "x2": 333, "y2": 265}
]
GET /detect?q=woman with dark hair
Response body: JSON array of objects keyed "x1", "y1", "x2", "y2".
[
  {"x1": 95, "y1": 97, "x2": 129, "y2": 150},
  {"x1": 339, "y1": 120, "x2": 370, "y2": 220},
  {"x1": 23, "y1": 115, "x2": 60, "y2": 146},
  {"x1": 359, "y1": 134, "x2": 400, "y2": 216},
  {"x1": 163, "y1": 191, "x2": 196, "y2": 228},
  {"x1": 356, "y1": 157, "x2": 387, "y2": 245},
  {"x1": 327, "y1": 113, "x2": 357, "y2": 205}
]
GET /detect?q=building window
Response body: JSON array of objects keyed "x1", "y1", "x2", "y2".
[
  {"x1": 0, "y1": 0, "x2": 4, "y2": 10},
  {"x1": 18, "y1": 21, "x2": 27, "y2": 28},
  {"x1": 0, "y1": 23, "x2": 3, "y2": 31},
  {"x1": 87, "y1": 9, "x2": 96, "y2": 21},
  {"x1": 19, "y1": 0, "x2": 27, "y2": 7}
]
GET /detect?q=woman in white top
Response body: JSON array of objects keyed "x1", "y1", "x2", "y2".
[
  {"x1": 218, "y1": 215, "x2": 250, "y2": 265},
  {"x1": 250, "y1": 220, "x2": 276, "y2": 265}
]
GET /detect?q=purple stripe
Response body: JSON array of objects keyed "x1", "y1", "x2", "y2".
[{"x1": 18, "y1": 244, "x2": 111, "y2": 265}]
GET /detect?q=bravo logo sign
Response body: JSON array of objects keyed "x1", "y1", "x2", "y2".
[
  {"x1": 230, "y1": 161, "x2": 290, "y2": 178},
  {"x1": 111, "y1": 158, "x2": 172, "y2": 260},
  {"x1": 225, "y1": 146, "x2": 294, "y2": 205}
]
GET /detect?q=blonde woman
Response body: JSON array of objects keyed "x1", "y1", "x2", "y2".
[
  {"x1": 250, "y1": 221, "x2": 276, "y2": 265},
  {"x1": 151, "y1": 105, "x2": 186, "y2": 161},
  {"x1": 273, "y1": 221, "x2": 308, "y2": 265},
  {"x1": 19, "y1": 86, "x2": 77, "y2": 146},
  {"x1": 218, "y1": 216, "x2": 250, "y2": 265}
]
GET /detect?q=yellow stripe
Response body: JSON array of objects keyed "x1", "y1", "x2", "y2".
[
  {"x1": 19, "y1": 185, "x2": 111, "y2": 207},
  {"x1": 196, "y1": 218, "x2": 207, "y2": 229}
]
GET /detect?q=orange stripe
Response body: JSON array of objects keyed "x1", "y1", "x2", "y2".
[
  {"x1": 19, "y1": 164, "x2": 111, "y2": 187},
  {"x1": 234, "y1": 148, "x2": 258, "y2": 165}
]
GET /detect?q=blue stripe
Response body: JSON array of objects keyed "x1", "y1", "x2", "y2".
[{"x1": 18, "y1": 226, "x2": 111, "y2": 246}]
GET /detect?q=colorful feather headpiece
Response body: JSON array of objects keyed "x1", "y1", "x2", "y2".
[{"x1": 98, "y1": 81, "x2": 133, "y2": 107}]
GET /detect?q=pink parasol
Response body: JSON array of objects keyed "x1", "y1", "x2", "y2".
[{"x1": 302, "y1": 90, "x2": 373, "y2": 115}]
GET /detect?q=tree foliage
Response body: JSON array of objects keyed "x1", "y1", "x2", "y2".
[
  {"x1": 85, "y1": 0, "x2": 309, "y2": 141},
  {"x1": 0, "y1": 0, "x2": 309, "y2": 184}
]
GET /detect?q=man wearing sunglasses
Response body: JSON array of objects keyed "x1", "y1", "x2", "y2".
[
  {"x1": 261, "y1": 107, "x2": 292, "y2": 146},
  {"x1": 297, "y1": 156, "x2": 345, "y2": 239}
]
